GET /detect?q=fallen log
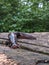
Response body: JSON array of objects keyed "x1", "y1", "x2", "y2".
[
  {"x1": 0, "y1": 32, "x2": 36, "y2": 40},
  {"x1": 0, "y1": 33, "x2": 48, "y2": 48},
  {"x1": 19, "y1": 42, "x2": 49, "y2": 55},
  {"x1": 0, "y1": 32, "x2": 36, "y2": 49},
  {"x1": 0, "y1": 33, "x2": 9, "y2": 39},
  {"x1": 18, "y1": 40, "x2": 49, "y2": 48},
  {"x1": 0, "y1": 33, "x2": 49, "y2": 55}
]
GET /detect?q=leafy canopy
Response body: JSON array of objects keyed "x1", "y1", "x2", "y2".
[{"x1": 0, "y1": 0, "x2": 49, "y2": 32}]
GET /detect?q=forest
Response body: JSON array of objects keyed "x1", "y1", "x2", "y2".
[{"x1": 0, "y1": 0, "x2": 49, "y2": 32}]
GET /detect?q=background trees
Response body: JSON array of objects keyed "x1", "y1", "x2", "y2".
[{"x1": 0, "y1": 0, "x2": 49, "y2": 32}]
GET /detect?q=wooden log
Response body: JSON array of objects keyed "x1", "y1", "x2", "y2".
[
  {"x1": 0, "y1": 33, "x2": 9, "y2": 39},
  {"x1": 0, "y1": 33, "x2": 48, "y2": 46},
  {"x1": 18, "y1": 39, "x2": 49, "y2": 48},
  {"x1": 0, "y1": 33, "x2": 49, "y2": 55},
  {"x1": 0, "y1": 33, "x2": 36, "y2": 40},
  {"x1": 19, "y1": 42, "x2": 49, "y2": 55}
]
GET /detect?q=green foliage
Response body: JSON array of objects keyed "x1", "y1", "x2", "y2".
[{"x1": 0, "y1": 0, "x2": 49, "y2": 32}]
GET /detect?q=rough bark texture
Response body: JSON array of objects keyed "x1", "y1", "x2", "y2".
[{"x1": 0, "y1": 32, "x2": 49, "y2": 65}]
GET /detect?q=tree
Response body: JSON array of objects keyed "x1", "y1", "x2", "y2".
[{"x1": 0, "y1": 0, "x2": 49, "y2": 32}]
